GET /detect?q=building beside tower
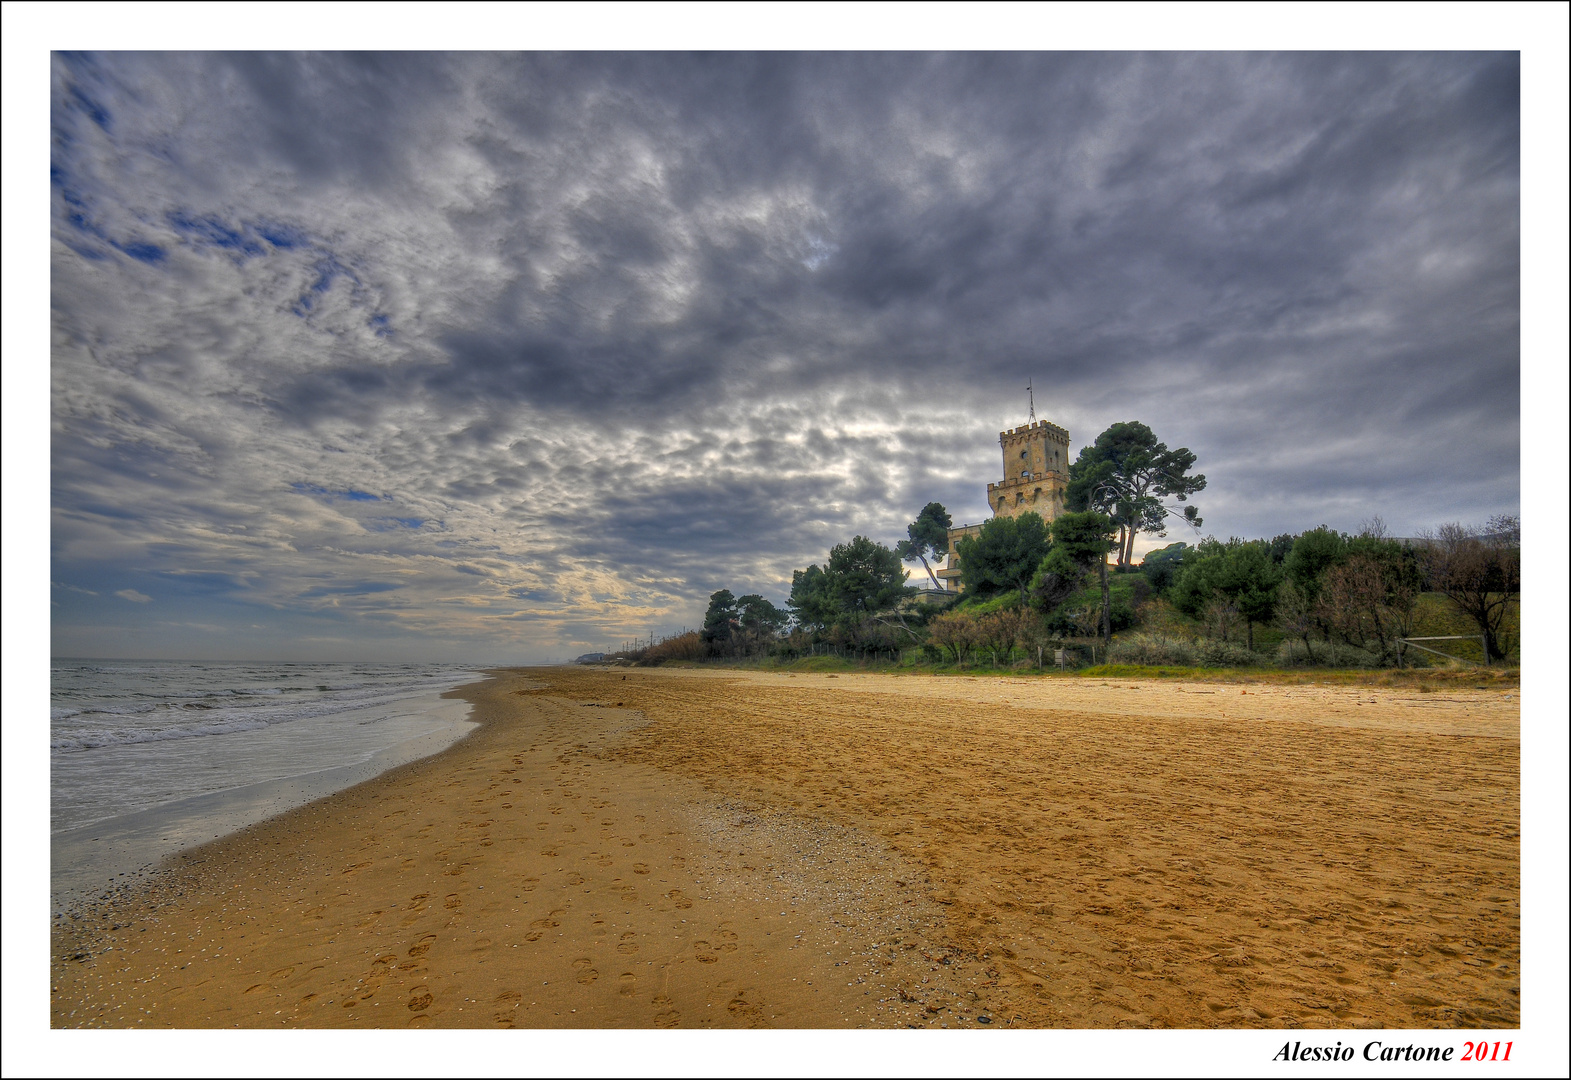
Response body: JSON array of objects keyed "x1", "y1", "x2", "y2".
[{"x1": 933, "y1": 418, "x2": 1072, "y2": 593}]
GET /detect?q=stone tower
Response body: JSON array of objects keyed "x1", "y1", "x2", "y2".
[
  {"x1": 934, "y1": 417, "x2": 1072, "y2": 592},
  {"x1": 987, "y1": 419, "x2": 1071, "y2": 521}
]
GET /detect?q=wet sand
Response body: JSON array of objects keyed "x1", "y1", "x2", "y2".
[{"x1": 50, "y1": 667, "x2": 1519, "y2": 1029}]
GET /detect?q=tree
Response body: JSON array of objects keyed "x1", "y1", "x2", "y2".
[
  {"x1": 1213, "y1": 541, "x2": 1282, "y2": 651},
  {"x1": 1317, "y1": 554, "x2": 1400, "y2": 655},
  {"x1": 1065, "y1": 421, "x2": 1205, "y2": 570},
  {"x1": 1171, "y1": 538, "x2": 1281, "y2": 649},
  {"x1": 734, "y1": 593, "x2": 788, "y2": 652},
  {"x1": 787, "y1": 565, "x2": 836, "y2": 633},
  {"x1": 896, "y1": 502, "x2": 953, "y2": 591},
  {"x1": 825, "y1": 535, "x2": 913, "y2": 617},
  {"x1": 789, "y1": 537, "x2": 915, "y2": 647},
  {"x1": 927, "y1": 609, "x2": 981, "y2": 665},
  {"x1": 1028, "y1": 510, "x2": 1117, "y2": 640},
  {"x1": 956, "y1": 512, "x2": 1052, "y2": 605},
  {"x1": 1030, "y1": 511, "x2": 1112, "y2": 610},
  {"x1": 700, "y1": 589, "x2": 738, "y2": 654},
  {"x1": 1282, "y1": 527, "x2": 1346, "y2": 604},
  {"x1": 1273, "y1": 580, "x2": 1318, "y2": 662},
  {"x1": 1140, "y1": 541, "x2": 1190, "y2": 591},
  {"x1": 1419, "y1": 515, "x2": 1520, "y2": 662}
]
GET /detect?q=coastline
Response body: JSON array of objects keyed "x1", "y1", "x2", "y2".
[
  {"x1": 50, "y1": 666, "x2": 1519, "y2": 1029},
  {"x1": 51, "y1": 692, "x2": 477, "y2": 910}
]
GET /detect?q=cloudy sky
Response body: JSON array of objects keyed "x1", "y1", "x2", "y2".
[{"x1": 41, "y1": 49, "x2": 1523, "y2": 662}]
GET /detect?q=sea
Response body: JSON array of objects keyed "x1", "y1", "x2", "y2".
[{"x1": 49, "y1": 659, "x2": 485, "y2": 905}]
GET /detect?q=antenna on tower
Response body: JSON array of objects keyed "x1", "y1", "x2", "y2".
[{"x1": 1027, "y1": 379, "x2": 1037, "y2": 424}]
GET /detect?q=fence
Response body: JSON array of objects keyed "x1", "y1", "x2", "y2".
[{"x1": 1396, "y1": 635, "x2": 1490, "y2": 667}]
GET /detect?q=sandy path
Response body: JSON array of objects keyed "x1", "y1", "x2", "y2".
[{"x1": 51, "y1": 667, "x2": 1518, "y2": 1029}]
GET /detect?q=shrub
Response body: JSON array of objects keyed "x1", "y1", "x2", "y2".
[
  {"x1": 1108, "y1": 633, "x2": 1197, "y2": 666},
  {"x1": 1275, "y1": 639, "x2": 1384, "y2": 668},
  {"x1": 631, "y1": 630, "x2": 703, "y2": 665},
  {"x1": 1109, "y1": 633, "x2": 1264, "y2": 668}
]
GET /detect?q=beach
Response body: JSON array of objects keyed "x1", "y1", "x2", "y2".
[{"x1": 50, "y1": 667, "x2": 1519, "y2": 1029}]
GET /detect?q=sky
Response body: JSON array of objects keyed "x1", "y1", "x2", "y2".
[{"x1": 34, "y1": 48, "x2": 1528, "y2": 662}]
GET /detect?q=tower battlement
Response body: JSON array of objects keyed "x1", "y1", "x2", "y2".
[{"x1": 1000, "y1": 419, "x2": 1069, "y2": 444}]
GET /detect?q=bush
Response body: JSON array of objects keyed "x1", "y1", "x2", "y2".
[
  {"x1": 629, "y1": 630, "x2": 703, "y2": 665},
  {"x1": 1190, "y1": 639, "x2": 1267, "y2": 668},
  {"x1": 1275, "y1": 639, "x2": 1385, "y2": 668},
  {"x1": 1109, "y1": 633, "x2": 1262, "y2": 668},
  {"x1": 1108, "y1": 633, "x2": 1197, "y2": 666}
]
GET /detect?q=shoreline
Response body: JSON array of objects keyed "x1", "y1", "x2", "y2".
[
  {"x1": 51, "y1": 688, "x2": 478, "y2": 912},
  {"x1": 51, "y1": 666, "x2": 1519, "y2": 1029}
]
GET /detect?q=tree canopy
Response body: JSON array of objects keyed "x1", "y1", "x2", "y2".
[
  {"x1": 1066, "y1": 421, "x2": 1205, "y2": 569},
  {"x1": 1419, "y1": 515, "x2": 1519, "y2": 661},
  {"x1": 1029, "y1": 510, "x2": 1115, "y2": 612},
  {"x1": 956, "y1": 511, "x2": 1052, "y2": 605},
  {"x1": 896, "y1": 501, "x2": 953, "y2": 591},
  {"x1": 789, "y1": 536, "x2": 913, "y2": 643}
]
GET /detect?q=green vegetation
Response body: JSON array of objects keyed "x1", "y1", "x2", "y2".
[
  {"x1": 1066, "y1": 420, "x2": 1205, "y2": 569},
  {"x1": 610, "y1": 417, "x2": 1518, "y2": 682}
]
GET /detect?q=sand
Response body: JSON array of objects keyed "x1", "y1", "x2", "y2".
[{"x1": 50, "y1": 667, "x2": 1519, "y2": 1029}]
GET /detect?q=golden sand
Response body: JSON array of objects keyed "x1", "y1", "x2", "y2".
[{"x1": 51, "y1": 667, "x2": 1518, "y2": 1029}]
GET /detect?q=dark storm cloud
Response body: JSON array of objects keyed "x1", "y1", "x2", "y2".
[{"x1": 49, "y1": 52, "x2": 1518, "y2": 660}]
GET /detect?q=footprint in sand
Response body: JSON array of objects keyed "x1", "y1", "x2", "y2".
[
  {"x1": 444, "y1": 894, "x2": 462, "y2": 909},
  {"x1": 408, "y1": 990, "x2": 434, "y2": 1011},
  {"x1": 408, "y1": 934, "x2": 438, "y2": 958},
  {"x1": 665, "y1": 889, "x2": 693, "y2": 909},
  {"x1": 653, "y1": 1009, "x2": 680, "y2": 1027},
  {"x1": 619, "y1": 973, "x2": 637, "y2": 997},
  {"x1": 727, "y1": 993, "x2": 763, "y2": 1023},
  {"x1": 567, "y1": 873, "x2": 585, "y2": 886},
  {"x1": 633, "y1": 863, "x2": 651, "y2": 875},
  {"x1": 370, "y1": 954, "x2": 397, "y2": 968},
  {"x1": 694, "y1": 941, "x2": 719, "y2": 964},
  {"x1": 617, "y1": 932, "x2": 639, "y2": 955},
  {"x1": 270, "y1": 965, "x2": 296, "y2": 979},
  {"x1": 520, "y1": 877, "x2": 539, "y2": 892}
]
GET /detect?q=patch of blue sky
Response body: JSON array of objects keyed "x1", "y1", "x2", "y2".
[
  {"x1": 165, "y1": 212, "x2": 315, "y2": 261},
  {"x1": 290, "y1": 482, "x2": 385, "y2": 502},
  {"x1": 292, "y1": 255, "x2": 358, "y2": 317},
  {"x1": 167, "y1": 211, "x2": 269, "y2": 258},
  {"x1": 115, "y1": 241, "x2": 166, "y2": 264},
  {"x1": 254, "y1": 221, "x2": 304, "y2": 249},
  {"x1": 364, "y1": 517, "x2": 425, "y2": 532},
  {"x1": 368, "y1": 312, "x2": 394, "y2": 337},
  {"x1": 300, "y1": 582, "x2": 403, "y2": 598},
  {"x1": 66, "y1": 83, "x2": 112, "y2": 131}
]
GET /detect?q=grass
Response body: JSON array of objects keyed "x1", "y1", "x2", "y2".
[
  {"x1": 633, "y1": 654, "x2": 1518, "y2": 690},
  {"x1": 1076, "y1": 664, "x2": 1518, "y2": 689}
]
